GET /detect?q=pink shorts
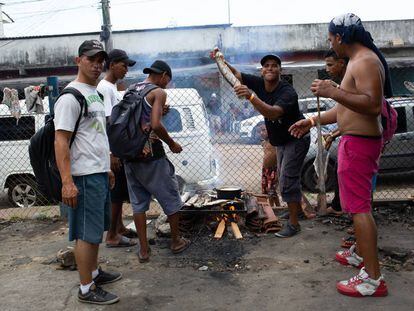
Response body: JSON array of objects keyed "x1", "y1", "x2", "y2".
[{"x1": 338, "y1": 135, "x2": 382, "y2": 214}]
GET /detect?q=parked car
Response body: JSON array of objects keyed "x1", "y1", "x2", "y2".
[
  {"x1": 302, "y1": 96, "x2": 414, "y2": 192},
  {"x1": 234, "y1": 97, "x2": 336, "y2": 144},
  {"x1": 0, "y1": 88, "x2": 218, "y2": 207},
  {"x1": 233, "y1": 96, "x2": 414, "y2": 192}
]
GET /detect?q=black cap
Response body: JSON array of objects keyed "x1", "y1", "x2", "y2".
[
  {"x1": 260, "y1": 54, "x2": 282, "y2": 66},
  {"x1": 143, "y1": 60, "x2": 172, "y2": 79},
  {"x1": 78, "y1": 40, "x2": 108, "y2": 58},
  {"x1": 108, "y1": 49, "x2": 136, "y2": 66}
]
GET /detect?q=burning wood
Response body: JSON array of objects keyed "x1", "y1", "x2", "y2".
[
  {"x1": 214, "y1": 219, "x2": 226, "y2": 239},
  {"x1": 213, "y1": 205, "x2": 243, "y2": 239}
]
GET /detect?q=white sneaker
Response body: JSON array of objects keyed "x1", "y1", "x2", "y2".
[
  {"x1": 335, "y1": 244, "x2": 364, "y2": 268},
  {"x1": 337, "y1": 267, "x2": 388, "y2": 297}
]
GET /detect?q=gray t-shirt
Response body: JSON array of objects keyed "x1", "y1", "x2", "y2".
[{"x1": 54, "y1": 81, "x2": 110, "y2": 176}]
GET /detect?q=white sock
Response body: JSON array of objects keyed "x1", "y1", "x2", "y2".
[
  {"x1": 80, "y1": 281, "x2": 94, "y2": 295},
  {"x1": 92, "y1": 268, "x2": 99, "y2": 279}
]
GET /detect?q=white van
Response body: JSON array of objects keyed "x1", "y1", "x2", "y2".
[
  {"x1": 0, "y1": 88, "x2": 218, "y2": 207},
  {"x1": 164, "y1": 88, "x2": 219, "y2": 191},
  {"x1": 0, "y1": 102, "x2": 48, "y2": 208}
]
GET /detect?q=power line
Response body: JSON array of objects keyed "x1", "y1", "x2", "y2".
[
  {"x1": 10, "y1": 3, "x2": 98, "y2": 16},
  {"x1": 3, "y1": 0, "x2": 47, "y2": 6}
]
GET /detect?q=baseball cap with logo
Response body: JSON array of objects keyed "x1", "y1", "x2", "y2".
[
  {"x1": 78, "y1": 40, "x2": 108, "y2": 58},
  {"x1": 143, "y1": 60, "x2": 172, "y2": 79}
]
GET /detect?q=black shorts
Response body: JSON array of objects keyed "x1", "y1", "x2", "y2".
[
  {"x1": 111, "y1": 164, "x2": 130, "y2": 204},
  {"x1": 276, "y1": 135, "x2": 310, "y2": 203}
]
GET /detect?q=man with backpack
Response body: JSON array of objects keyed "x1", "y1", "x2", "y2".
[
  {"x1": 97, "y1": 49, "x2": 138, "y2": 248},
  {"x1": 54, "y1": 40, "x2": 121, "y2": 305},
  {"x1": 111, "y1": 60, "x2": 190, "y2": 263},
  {"x1": 289, "y1": 14, "x2": 393, "y2": 297}
]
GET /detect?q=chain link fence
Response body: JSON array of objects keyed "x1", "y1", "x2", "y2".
[{"x1": 0, "y1": 63, "x2": 413, "y2": 219}]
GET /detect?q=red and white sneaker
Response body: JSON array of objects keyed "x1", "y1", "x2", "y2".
[
  {"x1": 337, "y1": 267, "x2": 388, "y2": 297},
  {"x1": 335, "y1": 244, "x2": 364, "y2": 268}
]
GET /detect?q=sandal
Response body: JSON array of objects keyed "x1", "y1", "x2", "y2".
[
  {"x1": 106, "y1": 236, "x2": 137, "y2": 248},
  {"x1": 137, "y1": 246, "x2": 151, "y2": 263},
  {"x1": 121, "y1": 228, "x2": 138, "y2": 239},
  {"x1": 326, "y1": 206, "x2": 343, "y2": 217},
  {"x1": 171, "y1": 238, "x2": 191, "y2": 254}
]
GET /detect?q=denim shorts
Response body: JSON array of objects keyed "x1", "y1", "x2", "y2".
[
  {"x1": 67, "y1": 173, "x2": 111, "y2": 244},
  {"x1": 124, "y1": 157, "x2": 183, "y2": 216}
]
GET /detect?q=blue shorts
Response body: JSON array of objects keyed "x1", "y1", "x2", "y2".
[
  {"x1": 67, "y1": 173, "x2": 111, "y2": 244},
  {"x1": 124, "y1": 157, "x2": 183, "y2": 216}
]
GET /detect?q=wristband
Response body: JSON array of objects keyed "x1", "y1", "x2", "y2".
[
  {"x1": 308, "y1": 117, "x2": 315, "y2": 127},
  {"x1": 249, "y1": 93, "x2": 255, "y2": 101}
]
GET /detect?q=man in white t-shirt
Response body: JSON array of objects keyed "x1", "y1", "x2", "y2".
[
  {"x1": 97, "y1": 49, "x2": 137, "y2": 248},
  {"x1": 54, "y1": 40, "x2": 120, "y2": 305}
]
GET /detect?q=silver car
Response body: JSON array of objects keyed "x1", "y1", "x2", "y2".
[{"x1": 302, "y1": 97, "x2": 414, "y2": 192}]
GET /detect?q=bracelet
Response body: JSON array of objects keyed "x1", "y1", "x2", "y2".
[
  {"x1": 249, "y1": 93, "x2": 255, "y2": 101},
  {"x1": 308, "y1": 117, "x2": 315, "y2": 127}
]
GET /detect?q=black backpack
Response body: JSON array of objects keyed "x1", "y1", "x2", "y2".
[
  {"x1": 28, "y1": 87, "x2": 89, "y2": 202},
  {"x1": 107, "y1": 83, "x2": 158, "y2": 160}
]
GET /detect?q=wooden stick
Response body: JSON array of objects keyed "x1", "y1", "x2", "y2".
[
  {"x1": 316, "y1": 96, "x2": 327, "y2": 215},
  {"x1": 214, "y1": 219, "x2": 226, "y2": 239},
  {"x1": 230, "y1": 222, "x2": 243, "y2": 239}
]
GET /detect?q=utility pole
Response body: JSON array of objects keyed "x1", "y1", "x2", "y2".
[
  {"x1": 100, "y1": 0, "x2": 113, "y2": 51},
  {"x1": 227, "y1": 0, "x2": 231, "y2": 25}
]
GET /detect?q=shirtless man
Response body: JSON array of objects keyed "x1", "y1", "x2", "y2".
[{"x1": 289, "y1": 13, "x2": 392, "y2": 297}]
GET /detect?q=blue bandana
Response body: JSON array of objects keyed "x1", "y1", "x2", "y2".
[{"x1": 329, "y1": 13, "x2": 393, "y2": 98}]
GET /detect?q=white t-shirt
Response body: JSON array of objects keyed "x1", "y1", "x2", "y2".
[
  {"x1": 97, "y1": 79, "x2": 123, "y2": 117},
  {"x1": 54, "y1": 81, "x2": 110, "y2": 176}
]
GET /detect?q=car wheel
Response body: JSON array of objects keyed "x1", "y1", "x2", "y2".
[
  {"x1": 302, "y1": 160, "x2": 336, "y2": 193},
  {"x1": 8, "y1": 178, "x2": 39, "y2": 208}
]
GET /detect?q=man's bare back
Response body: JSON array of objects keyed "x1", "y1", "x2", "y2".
[{"x1": 336, "y1": 48, "x2": 385, "y2": 136}]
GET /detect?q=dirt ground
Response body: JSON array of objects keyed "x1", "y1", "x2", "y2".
[{"x1": 1, "y1": 206, "x2": 414, "y2": 311}]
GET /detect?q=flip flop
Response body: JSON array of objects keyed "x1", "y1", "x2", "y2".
[
  {"x1": 121, "y1": 228, "x2": 138, "y2": 239},
  {"x1": 137, "y1": 246, "x2": 151, "y2": 263},
  {"x1": 326, "y1": 206, "x2": 343, "y2": 217},
  {"x1": 171, "y1": 238, "x2": 191, "y2": 254},
  {"x1": 106, "y1": 236, "x2": 137, "y2": 248}
]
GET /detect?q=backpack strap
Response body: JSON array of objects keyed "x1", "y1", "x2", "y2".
[
  {"x1": 56, "y1": 87, "x2": 88, "y2": 148},
  {"x1": 97, "y1": 91, "x2": 104, "y2": 101},
  {"x1": 129, "y1": 82, "x2": 159, "y2": 98}
]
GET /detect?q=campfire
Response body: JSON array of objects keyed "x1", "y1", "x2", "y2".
[{"x1": 173, "y1": 188, "x2": 284, "y2": 239}]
